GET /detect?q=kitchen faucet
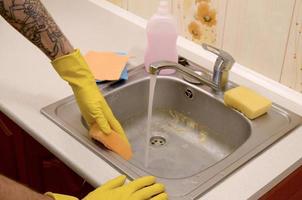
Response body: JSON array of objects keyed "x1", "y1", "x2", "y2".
[{"x1": 149, "y1": 44, "x2": 235, "y2": 91}]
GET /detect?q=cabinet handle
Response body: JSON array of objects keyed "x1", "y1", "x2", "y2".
[{"x1": 0, "y1": 118, "x2": 13, "y2": 136}]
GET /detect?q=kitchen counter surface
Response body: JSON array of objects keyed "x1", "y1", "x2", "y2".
[{"x1": 1, "y1": 0, "x2": 302, "y2": 199}]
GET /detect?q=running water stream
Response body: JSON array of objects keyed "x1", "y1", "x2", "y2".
[{"x1": 144, "y1": 74, "x2": 157, "y2": 168}]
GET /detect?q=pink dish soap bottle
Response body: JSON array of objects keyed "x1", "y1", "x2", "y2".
[{"x1": 144, "y1": 0, "x2": 178, "y2": 75}]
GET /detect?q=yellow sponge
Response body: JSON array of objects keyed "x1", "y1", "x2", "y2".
[{"x1": 224, "y1": 86, "x2": 272, "y2": 119}]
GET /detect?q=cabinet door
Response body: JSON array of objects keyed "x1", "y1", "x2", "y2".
[
  {"x1": 0, "y1": 111, "x2": 28, "y2": 185},
  {"x1": 41, "y1": 158, "x2": 93, "y2": 198},
  {"x1": 41, "y1": 157, "x2": 95, "y2": 198},
  {"x1": 24, "y1": 129, "x2": 94, "y2": 197},
  {"x1": 260, "y1": 165, "x2": 302, "y2": 200},
  {"x1": 0, "y1": 111, "x2": 94, "y2": 198},
  {"x1": 24, "y1": 137, "x2": 86, "y2": 195},
  {"x1": 0, "y1": 114, "x2": 18, "y2": 180}
]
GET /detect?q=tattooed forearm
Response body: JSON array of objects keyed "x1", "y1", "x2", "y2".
[{"x1": 0, "y1": 0, "x2": 73, "y2": 60}]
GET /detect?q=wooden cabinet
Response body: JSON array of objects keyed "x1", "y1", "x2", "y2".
[
  {"x1": 0, "y1": 111, "x2": 93, "y2": 198},
  {"x1": 260, "y1": 165, "x2": 302, "y2": 200},
  {"x1": 0, "y1": 113, "x2": 19, "y2": 181}
]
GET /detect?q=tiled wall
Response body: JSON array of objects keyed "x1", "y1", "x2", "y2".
[{"x1": 107, "y1": 0, "x2": 302, "y2": 92}]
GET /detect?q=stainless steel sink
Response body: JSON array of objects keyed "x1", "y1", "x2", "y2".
[{"x1": 41, "y1": 60, "x2": 301, "y2": 200}]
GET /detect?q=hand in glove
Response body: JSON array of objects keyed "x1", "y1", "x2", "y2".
[
  {"x1": 46, "y1": 175, "x2": 168, "y2": 200},
  {"x1": 51, "y1": 49, "x2": 129, "y2": 144}
]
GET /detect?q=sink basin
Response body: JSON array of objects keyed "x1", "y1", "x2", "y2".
[
  {"x1": 105, "y1": 76, "x2": 251, "y2": 179},
  {"x1": 42, "y1": 61, "x2": 301, "y2": 199}
]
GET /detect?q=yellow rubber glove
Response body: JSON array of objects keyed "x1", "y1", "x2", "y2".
[
  {"x1": 84, "y1": 175, "x2": 168, "y2": 200},
  {"x1": 46, "y1": 176, "x2": 168, "y2": 200},
  {"x1": 51, "y1": 49, "x2": 129, "y2": 144},
  {"x1": 45, "y1": 192, "x2": 78, "y2": 200}
]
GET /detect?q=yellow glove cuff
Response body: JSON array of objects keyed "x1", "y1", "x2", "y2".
[
  {"x1": 45, "y1": 192, "x2": 79, "y2": 200},
  {"x1": 51, "y1": 49, "x2": 95, "y2": 88}
]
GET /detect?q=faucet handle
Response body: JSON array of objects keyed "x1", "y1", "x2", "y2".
[{"x1": 202, "y1": 43, "x2": 235, "y2": 71}]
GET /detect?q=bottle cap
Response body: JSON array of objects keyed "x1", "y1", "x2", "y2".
[{"x1": 157, "y1": 0, "x2": 170, "y2": 15}]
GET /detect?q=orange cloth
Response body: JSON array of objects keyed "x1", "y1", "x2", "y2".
[
  {"x1": 84, "y1": 51, "x2": 129, "y2": 80},
  {"x1": 89, "y1": 123, "x2": 132, "y2": 160}
]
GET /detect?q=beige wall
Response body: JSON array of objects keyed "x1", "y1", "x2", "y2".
[{"x1": 106, "y1": 0, "x2": 302, "y2": 92}]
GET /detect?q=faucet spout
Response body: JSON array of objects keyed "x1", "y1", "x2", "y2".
[{"x1": 149, "y1": 61, "x2": 219, "y2": 90}]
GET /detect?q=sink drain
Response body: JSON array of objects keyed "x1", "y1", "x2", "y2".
[
  {"x1": 184, "y1": 88, "x2": 194, "y2": 99},
  {"x1": 150, "y1": 136, "x2": 166, "y2": 147}
]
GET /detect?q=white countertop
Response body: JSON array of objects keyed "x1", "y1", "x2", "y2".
[{"x1": 1, "y1": 0, "x2": 302, "y2": 199}]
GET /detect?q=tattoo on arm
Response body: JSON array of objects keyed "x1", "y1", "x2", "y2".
[{"x1": 0, "y1": 0, "x2": 73, "y2": 60}]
